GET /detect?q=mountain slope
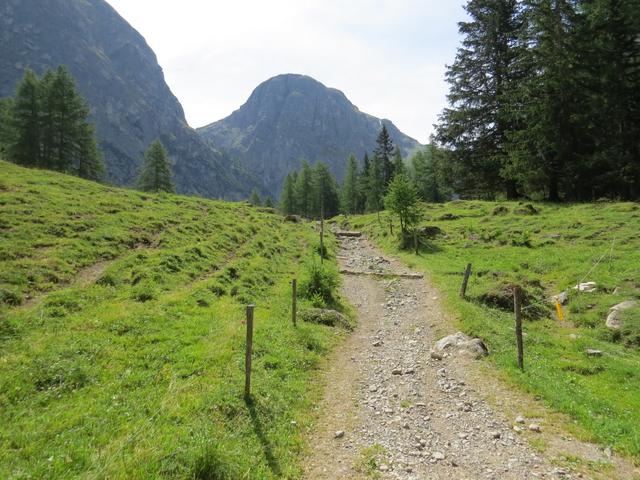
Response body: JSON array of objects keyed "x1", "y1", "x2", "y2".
[
  {"x1": 198, "y1": 74, "x2": 423, "y2": 197},
  {"x1": 0, "y1": 160, "x2": 345, "y2": 477},
  {"x1": 0, "y1": 0, "x2": 255, "y2": 199}
]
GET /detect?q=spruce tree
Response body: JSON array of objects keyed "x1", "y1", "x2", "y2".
[
  {"x1": 384, "y1": 174, "x2": 422, "y2": 237},
  {"x1": 8, "y1": 70, "x2": 41, "y2": 167},
  {"x1": 264, "y1": 196, "x2": 274, "y2": 208},
  {"x1": 137, "y1": 139, "x2": 174, "y2": 193},
  {"x1": 340, "y1": 154, "x2": 360, "y2": 215},
  {"x1": 374, "y1": 125, "x2": 395, "y2": 186},
  {"x1": 436, "y1": 0, "x2": 524, "y2": 199}
]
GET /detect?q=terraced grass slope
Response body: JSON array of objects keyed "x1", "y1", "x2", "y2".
[
  {"x1": 0, "y1": 161, "x2": 343, "y2": 479},
  {"x1": 351, "y1": 200, "x2": 640, "y2": 461}
]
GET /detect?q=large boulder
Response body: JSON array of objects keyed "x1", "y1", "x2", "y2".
[
  {"x1": 433, "y1": 332, "x2": 489, "y2": 359},
  {"x1": 606, "y1": 300, "x2": 638, "y2": 329}
]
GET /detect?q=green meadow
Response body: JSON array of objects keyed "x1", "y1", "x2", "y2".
[
  {"x1": 351, "y1": 200, "x2": 640, "y2": 461},
  {"x1": 0, "y1": 161, "x2": 346, "y2": 479}
]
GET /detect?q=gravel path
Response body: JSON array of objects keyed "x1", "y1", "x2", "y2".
[{"x1": 304, "y1": 234, "x2": 583, "y2": 479}]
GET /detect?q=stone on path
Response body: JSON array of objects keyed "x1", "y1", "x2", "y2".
[{"x1": 434, "y1": 332, "x2": 489, "y2": 359}]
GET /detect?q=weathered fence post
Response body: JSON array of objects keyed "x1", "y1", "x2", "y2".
[
  {"x1": 459, "y1": 263, "x2": 472, "y2": 298},
  {"x1": 389, "y1": 217, "x2": 393, "y2": 235},
  {"x1": 513, "y1": 286, "x2": 524, "y2": 371},
  {"x1": 292, "y1": 279, "x2": 297, "y2": 326},
  {"x1": 245, "y1": 304, "x2": 255, "y2": 399},
  {"x1": 413, "y1": 229, "x2": 419, "y2": 255}
]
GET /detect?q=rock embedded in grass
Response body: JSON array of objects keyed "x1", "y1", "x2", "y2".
[
  {"x1": 606, "y1": 300, "x2": 638, "y2": 329},
  {"x1": 300, "y1": 308, "x2": 352, "y2": 329}
]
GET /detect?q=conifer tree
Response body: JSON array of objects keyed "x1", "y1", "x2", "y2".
[
  {"x1": 280, "y1": 173, "x2": 297, "y2": 214},
  {"x1": 0, "y1": 98, "x2": 12, "y2": 158},
  {"x1": 374, "y1": 125, "x2": 395, "y2": 186},
  {"x1": 294, "y1": 160, "x2": 313, "y2": 217},
  {"x1": 137, "y1": 139, "x2": 174, "y2": 193},
  {"x1": 392, "y1": 147, "x2": 405, "y2": 178},
  {"x1": 384, "y1": 174, "x2": 422, "y2": 237},
  {"x1": 249, "y1": 188, "x2": 262, "y2": 206},
  {"x1": 76, "y1": 123, "x2": 104, "y2": 181},
  {"x1": 340, "y1": 154, "x2": 360, "y2": 215},
  {"x1": 366, "y1": 154, "x2": 384, "y2": 212},
  {"x1": 264, "y1": 196, "x2": 274, "y2": 208},
  {"x1": 436, "y1": 0, "x2": 524, "y2": 199},
  {"x1": 357, "y1": 152, "x2": 371, "y2": 212},
  {"x1": 8, "y1": 70, "x2": 41, "y2": 167},
  {"x1": 311, "y1": 162, "x2": 340, "y2": 218}
]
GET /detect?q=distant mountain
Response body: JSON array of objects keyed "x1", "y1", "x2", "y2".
[
  {"x1": 198, "y1": 74, "x2": 422, "y2": 197},
  {"x1": 0, "y1": 0, "x2": 255, "y2": 199}
]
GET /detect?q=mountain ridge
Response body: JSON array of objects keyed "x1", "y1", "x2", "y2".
[
  {"x1": 198, "y1": 74, "x2": 422, "y2": 197},
  {"x1": 0, "y1": 0, "x2": 257, "y2": 199}
]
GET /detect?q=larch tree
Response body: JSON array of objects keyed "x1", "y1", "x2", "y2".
[
  {"x1": 374, "y1": 125, "x2": 395, "y2": 187},
  {"x1": 137, "y1": 139, "x2": 174, "y2": 193},
  {"x1": 340, "y1": 154, "x2": 360, "y2": 215}
]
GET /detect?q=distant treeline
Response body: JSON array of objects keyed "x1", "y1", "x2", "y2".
[
  {"x1": 279, "y1": 126, "x2": 450, "y2": 218},
  {"x1": 435, "y1": 0, "x2": 640, "y2": 201},
  {"x1": 0, "y1": 67, "x2": 104, "y2": 181}
]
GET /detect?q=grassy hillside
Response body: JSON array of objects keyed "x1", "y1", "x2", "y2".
[
  {"x1": 0, "y1": 161, "x2": 345, "y2": 479},
  {"x1": 350, "y1": 200, "x2": 640, "y2": 461}
]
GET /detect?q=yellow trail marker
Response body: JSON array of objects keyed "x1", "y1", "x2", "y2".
[{"x1": 555, "y1": 300, "x2": 565, "y2": 322}]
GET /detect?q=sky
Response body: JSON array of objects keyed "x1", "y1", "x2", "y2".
[{"x1": 107, "y1": 1, "x2": 467, "y2": 145}]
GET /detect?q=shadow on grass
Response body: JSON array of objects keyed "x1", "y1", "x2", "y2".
[{"x1": 245, "y1": 396, "x2": 282, "y2": 477}]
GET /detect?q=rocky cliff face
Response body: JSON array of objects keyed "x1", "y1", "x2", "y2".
[
  {"x1": 198, "y1": 74, "x2": 422, "y2": 197},
  {"x1": 0, "y1": 0, "x2": 255, "y2": 199}
]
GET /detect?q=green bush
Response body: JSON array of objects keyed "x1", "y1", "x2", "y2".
[{"x1": 300, "y1": 261, "x2": 339, "y2": 306}]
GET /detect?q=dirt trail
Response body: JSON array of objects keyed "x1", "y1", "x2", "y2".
[{"x1": 304, "y1": 233, "x2": 637, "y2": 480}]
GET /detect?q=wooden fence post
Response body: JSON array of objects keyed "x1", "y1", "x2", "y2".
[
  {"x1": 245, "y1": 304, "x2": 255, "y2": 399},
  {"x1": 459, "y1": 263, "x2": 472, "y2": 298},
  {"x1": 413, "y1": 229, "x2": 419, "y2": 255},
  {"x1": 513, "y1": 286, "x2": 524, "y2": 371},
  {"x1": 292, "y1": 279, "x2": 297, "y2": 326}
]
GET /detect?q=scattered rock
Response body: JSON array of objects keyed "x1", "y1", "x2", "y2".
[
  {"x1": 573, "y1": 282, "x2": 597, "y2": 293},
  {"x1": 606, "y1": 300, "x2": 638, "y2": 329},
  {"x1": 438, "y1": 213, "x2": 460, "y2": 221},
  {"x1": 529, "y1": 424, "x2": 542, "y2": 433},
  {"x1": 490, "y1": 431, "x2": 501, "y2": 439},
  {"x1": 419, "y1": 225, "x2": 445, "y2": 238},
  {"x1": 430, "y1": 350, "x2": 444, "y2": 361},
  {"x1": 434, "y1": 332, "x2": 489, "y2": 359},
  {"x1": 585, "y1": 349, "x2": 603, "y2": 357},
  {"x1": 392, "y1": 368, "x2": 403, "y2": 375},
  {"x1": 334, "y1": 430, "x2": 345, "y2": 439},
  {"x1": 372, "y1": 340, "x2": 383, "y2": 347},
  {"x1": 515, "y1": 416, "x2": 525, "y2": 424},
  {"x1": 612, "y1": 287, "x2": 621, "y2": 295},
  {"x1": 432, "y1": 451, "x2": 446, "y2": 461}
]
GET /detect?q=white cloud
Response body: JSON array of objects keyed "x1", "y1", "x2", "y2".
[{"x1": 107, "y1": 0, "x2": 466, "y2": 144}]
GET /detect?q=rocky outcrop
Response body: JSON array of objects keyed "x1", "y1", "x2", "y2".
[
  {"x1": 0, "y1": 0, "x2": 257, "y2": 199},
  {"x1": 198, "y1": 74, "x2": 423, "y2": 197}
]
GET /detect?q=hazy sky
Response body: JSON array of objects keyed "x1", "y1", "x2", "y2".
[{"x1": 107, "y1": 1, "x2": 467, "y2": 144}]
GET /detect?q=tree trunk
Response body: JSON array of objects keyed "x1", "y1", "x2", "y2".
[{"x1": 506, "y1": 180, "x2": 518, "y2": 200}]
